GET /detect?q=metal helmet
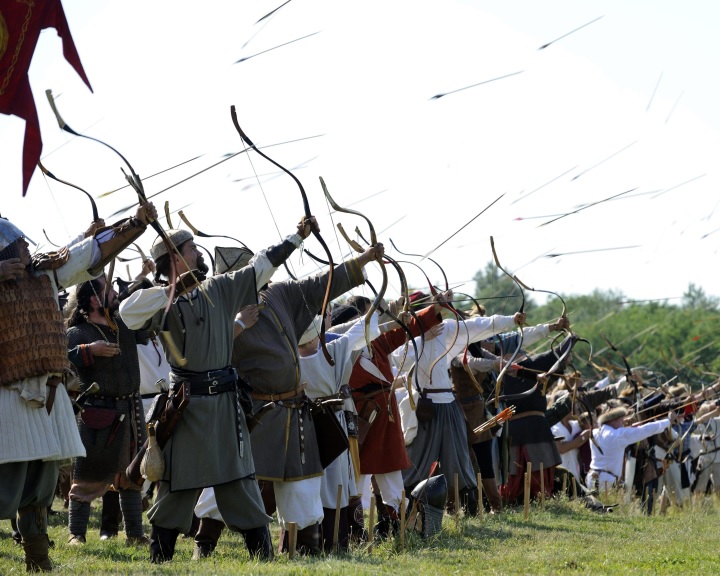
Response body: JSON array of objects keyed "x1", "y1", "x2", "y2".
[
  {"x1": 410, "y1": 474, "x2": 447, "y2": 539},
  {"x1": 0, "y1": 218, "x2": 25, "y2": 255}
]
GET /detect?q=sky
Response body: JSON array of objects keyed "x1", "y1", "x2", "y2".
[{"x1": 1, "y1": 0, "x2": 719, "y2": 315}]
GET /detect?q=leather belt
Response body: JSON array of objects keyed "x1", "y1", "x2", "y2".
[
  {"x1": 252, "y1": 383, "x2": 307, "y2": 402},
  {"x1": 171, "y1": 367, "x2": 237, "y2": 385},
  {"x1": 423, "y1": 388, "x2": 454, "y2": 394},
  {"x1": 178, "y1": 381, "x2": 236, "y2": 396}
]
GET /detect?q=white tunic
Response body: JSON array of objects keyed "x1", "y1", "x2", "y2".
[
  {"x1": 589, "y1": 419, "x2": 671, "y2": 486},
  {"x1": 300, "y1": 312, "x2": 380, "y2": 509},
  {"x1": 391, "y1": 314, "x2": 517, "y2": 404},
  {"x1": 551, "y1": 419, "x2": 583, "y2": 481}
]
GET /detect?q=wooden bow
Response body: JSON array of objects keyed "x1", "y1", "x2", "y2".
[{"x1": 230, "y1": 106, "x2": 334, "y2": 364}]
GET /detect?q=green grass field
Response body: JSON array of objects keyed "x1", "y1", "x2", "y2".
[{"x1": 2, "y1": 492, "x2": 719, "y2": 575}]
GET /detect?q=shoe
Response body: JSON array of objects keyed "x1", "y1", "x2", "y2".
[
  {"x1": 125, "y1": 534, "x2": 150, "y2": 546},
  {"x1": 68, "y1": 534, "x2": 86, "y2": 546},
  {"x1": 100, "y1": 532, "x2": 117, "y2": 541}
]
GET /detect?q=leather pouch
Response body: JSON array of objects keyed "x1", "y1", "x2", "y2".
[{"x1": 81, "y1": 406, "x2": 117, "y2": 430}]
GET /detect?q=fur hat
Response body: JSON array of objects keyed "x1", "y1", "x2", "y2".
[
  {"x1": 150, "y1": 229, "x2": 193, "y2": 260},
  {"x1": 299, "y1": 316, "x2": 323, "y2": 346},
  {"x1": 598, "y1": 406, "x2": 630, "y2": 425},
  {"x1": 214, "y1": 246, "x2": 253, "y2": 275}
]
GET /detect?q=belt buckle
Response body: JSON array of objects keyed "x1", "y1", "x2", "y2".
[{"x1": 208, "y1": 381, "x2": 219, "y2": 395}]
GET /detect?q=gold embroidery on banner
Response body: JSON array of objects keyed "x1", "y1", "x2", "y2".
[{"x1": 0, "y1": 1, "x2": 35, "y2": 96}]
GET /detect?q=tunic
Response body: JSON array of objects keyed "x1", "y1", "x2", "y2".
[
  {"x1": 392, "y1": 314, "x2": 517, "y2": 491},
  {"x1": 589, "y1": 419, "x2": 671, "y2": 487},
  {"x1": 349, "y1": 304, "x2": 441, "y2": 474},
  {"x1": 0, "y1": 236, "x2": 96, "y2": 467},
  {"x1": 301, "y1": 312, "x2": 379, "y2": 508},
  {"x1": 452, "y1": 323, "x2": 554, "y2": 444},
  {"x1": 119, "y1": 248, "x2": 281, "y2": 492},
  {"x1": 67, "y1": 317, "x2": 146, "y2": 483},
  {"x1": 232, "y1": 259, "x2": 365, "y2": 482},
  {"x1": 550, "y1": 419, "x2": 583, "y2": 481}
]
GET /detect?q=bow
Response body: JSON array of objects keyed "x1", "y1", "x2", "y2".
[
  {"x1": 489, "y1": 236, "x2": 525, "y2": 407},
  {"x1": 45, "y1": 89, "x2": 203, "y2": 365},
  {"x1": 320, "y1": 176, "x2": 387, "y2": 354},
  {"x1": 452, "y1": 290, "x2": 488, "y2": 394},
  {"x1": 602, "y1": 332, "x2": 640, "y2": 414},
  {"x1": 38, "y1": 160, "x2": 100, "y2": 223},
  {"x1": 390, "y1": 242, "x2": 461, "y2": 390},
  {"x1": 230, "y1": 106, "x2": 335, "y2": 365}
]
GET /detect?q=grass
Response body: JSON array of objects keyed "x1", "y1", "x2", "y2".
[{"x1": 2, "y1": 491, "x2": 719, "y2": 575}]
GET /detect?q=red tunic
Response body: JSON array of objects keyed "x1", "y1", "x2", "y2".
[{"x1": 349, "y1": 305, "x2": 441, "y2": 474}]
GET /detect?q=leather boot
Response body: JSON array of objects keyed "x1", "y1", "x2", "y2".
[
  {"x1": 320, "y1": 506, "x2": 349, "y2": 553},
  {"x1": 22, "y1": 534, "x2": 52, "y2": 572},
  {"x1": 374, "y1": 504, "x2": 399, "y2": 540},
  {"x1": 18, "y1": 507, "x2": 52, "y2": 572},
  {"x1": 347, "y1": 496, "x2": 366, "y2": 543},
  {"x1": 192, "y1": 518, "x2": 225, "y2": 559},
  {"x1": 295, "y1": 522, "x2": 322, "y2": 556},
  {"x1": 482, "y1": 478, "x2": 503, "y2": 513},
  {"x1": 149, "y1": 524, "x2": 180, "y2": 563},
  {"x1": 242, "y1": 525, "x2": 273, "y2": 560},
  {"x1": 373, "y1": 493, "x2": 391, "y2": 539}
]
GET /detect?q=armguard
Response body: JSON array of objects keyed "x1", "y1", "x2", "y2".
[
  {"x1": 88, "y1": 218, "x2": 147, "y2": 276},
  {"x1": 266, "y1": 238, "x2": 298, "y2": 267}
]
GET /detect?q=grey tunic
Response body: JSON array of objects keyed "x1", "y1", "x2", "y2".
[
  {"x1": 233, "y1": 259, "x2": 365, "y2": 482},
  {"x1": 120, "y1": 267, "x2": 260, "y2": 492}
]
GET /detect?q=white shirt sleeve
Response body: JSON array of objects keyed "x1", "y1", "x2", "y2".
[{"x1": 119, "y1": 286, "x2": 169, "y2": 329}]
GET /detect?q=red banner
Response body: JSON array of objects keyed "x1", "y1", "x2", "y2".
[{"x1": 0, "y1": 0, "x2": 92, "y2": 195}]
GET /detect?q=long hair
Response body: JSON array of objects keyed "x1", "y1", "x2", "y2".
[{"x1": 66, "y1": 277, "x2": 105, "y2": 328}]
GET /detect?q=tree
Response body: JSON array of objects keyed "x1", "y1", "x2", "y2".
[
  {"x1": 472, "y1": 262, "x2": 536, "y2": 316},
  {"x1": 682, "y1": 283, "x2": 719, "y2": 311}
]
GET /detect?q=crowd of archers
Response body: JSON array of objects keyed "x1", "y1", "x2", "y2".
[{"x1": 2, "y1": 206, "x2": 720, "y2": 572}]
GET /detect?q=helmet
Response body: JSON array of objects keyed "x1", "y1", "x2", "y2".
[{"x1": 0, "y1": 218, "x2": 25, "y2": 254}]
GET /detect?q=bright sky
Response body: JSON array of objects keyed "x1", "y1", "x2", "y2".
[{"x1": 1, "y1": 0, "x2": 718, "y2": 311}]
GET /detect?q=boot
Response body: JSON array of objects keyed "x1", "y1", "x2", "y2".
[
  {"x1": 149, "y1": 524, "x2": 180, "y2": 563},
  {"x1": 373, "y1": 493, "x2": 391, "y2": 540},
  {"x1": 346, "y1": 496, "x2": 366, "y2": 543},
  {"x1": 18, "y1": 507, "x2": 52, "y2": 572},
  {"x1": 183, "y1": 513, "x2": 200, "y2": 538},
  {"x1": 242, "y1": 525, "x2": 273, "y2": 560},
  {"x1": 460, "y1": 487, "x2": 479, "y2": 517},
  {"x1": 22, "y1": 534, "x2": 52, "y2": 572},
  {"x1": 320, "y1": 507, "x2": 349, "y2": 553},
  {"x1": 192, "y1": 517, "x2": 225, "y2": 560},
  {"x1": 482, "y1": 478, "x2": 503, "y2": 513},
  {"x1": 295, "y1": 522, "x2": 322, "y2": 556},
  {"x1": 374, "y1": 504, "x2": 399, "y2": 540},
  {"x1": 100, "y1": 491, "x2": 121, "y2": 540}
]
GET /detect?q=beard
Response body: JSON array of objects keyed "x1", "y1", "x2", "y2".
[
  {"x1": 105, "y1": 294, "x2": 120, "y2": 314},
  {"x1": 196, "y1": 255, "x2": 209, "y2": 275}
]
